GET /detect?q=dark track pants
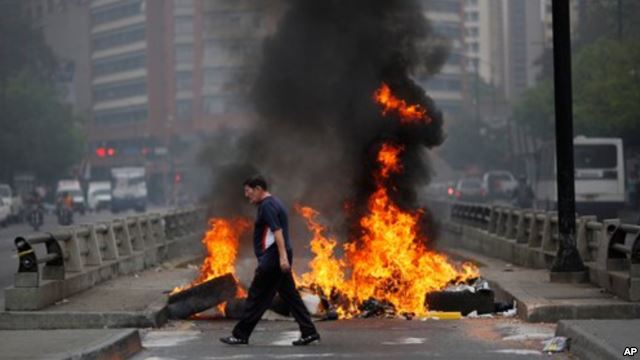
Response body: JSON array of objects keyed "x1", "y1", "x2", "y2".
[{"x1": 232, "y1": 263, "x2": 317, "y2": 340}]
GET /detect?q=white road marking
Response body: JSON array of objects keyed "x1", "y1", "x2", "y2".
[
  {"x1": 493, "y1": 349, "x2": 543, "y2": 356},
  {"x1": 270, "y1": 331, "x2": 301, "y2": 346},
  {"x1": 142, "y1": 330, "x2": 201, "y2": 348},
  {"x1": 382, "y1": 337, "x2": 426, "y2": 345},
  {"x1": 502, "y1": 333, "x2": 554, "y2": 341},
  {"x1": 270, "y1": 355, "x2": 334, "y2": 359}
]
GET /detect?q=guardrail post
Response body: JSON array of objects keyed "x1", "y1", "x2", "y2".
[
  {"x1": 576, "y1": 216, "x2": 597, "y2": 262},
  {"x1": 102, "y1": 223, "x2": 119, "y2": 261},
  {"x1": 63, "y1": 229, "x2": 84, "y2": 273},
  {"x1": 487, "y1": 205, "x2": 498, "y2": 234},
  {"x1": 515, "y1": 210, "x2": 529, "y2": 244},
  {"x1": 115, "y1": 221, "x2": 133, "y2": 256},
  {"x1": 85, "y1": 225, "x2": 103, "y2": 267},
  {"x1": 125, "y1": 218, "x2": 144, "y2": 252}
]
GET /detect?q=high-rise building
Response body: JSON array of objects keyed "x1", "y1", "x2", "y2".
[
  {"x1": 86, "y1": 0, "x2": 274, "y2": 202},
  {"x1": 418, "y1": 0, "x2": 466, "y2": 117}
]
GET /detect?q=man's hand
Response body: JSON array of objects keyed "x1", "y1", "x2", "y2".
[{"x1": 279, "y1": 256, "x2": 291, "y2": 273}]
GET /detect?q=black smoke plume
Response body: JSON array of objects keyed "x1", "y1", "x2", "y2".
[{"x1": 203, "y1": 0, "x2": 448, "y2": 240}]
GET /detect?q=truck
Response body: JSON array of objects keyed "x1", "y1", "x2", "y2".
[{"x1": 110, "y1": 167, "x2": 147, "y2": 213}]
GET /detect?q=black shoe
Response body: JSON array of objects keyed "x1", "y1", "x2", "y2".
[
  {"x1": 219, "y1": 335, "x2": 248, "y2": 345},
  {"x1": 292, "y1": 333, "x2": 321, "y2": 346}
]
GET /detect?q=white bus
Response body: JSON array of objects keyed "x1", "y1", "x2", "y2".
[{"x1": 534, "y1": 136, "x2": 625, "y2": 219}]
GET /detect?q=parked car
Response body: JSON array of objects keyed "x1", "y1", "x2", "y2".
[
  {"x1": 0, "y1": 197, "x2": 10, "y2": 227},
  {"x1": 482, "y1": 171, "x2": 518, "y2": 199},
  {"x1": 454, "y1": 178, "x2": 485, "y2": 202}
]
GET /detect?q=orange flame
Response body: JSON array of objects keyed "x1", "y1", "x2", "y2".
[
  {"x1": 170, "y1": 217, "x2": 251, "y2": 295},
  {"x1": 296, "y1": 143, "x2": 479, "y2": 318},
  {"x1": 374, "y1": 82, "x2": 431, "y2": 124}
]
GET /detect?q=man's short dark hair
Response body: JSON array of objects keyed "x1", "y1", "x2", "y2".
[{"x1": 243, "y1": 175, "x2": 268, "y2": 190}]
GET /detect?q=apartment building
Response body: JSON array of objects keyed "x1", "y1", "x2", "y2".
[
  {"x1": 85, "y1": 0, "x2": 274, "y2": 202},
  {"x1": 418, "y1": 0, "x2": 466, "y2": 117}
]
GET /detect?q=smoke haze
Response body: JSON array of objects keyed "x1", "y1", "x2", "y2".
[{"x1": 203, "y1": 0, "x2": 449, "y2": 239}]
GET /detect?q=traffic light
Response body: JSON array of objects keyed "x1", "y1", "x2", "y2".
[{"x1": 96, "y1": 147, "x2": 106, "y2": 157}]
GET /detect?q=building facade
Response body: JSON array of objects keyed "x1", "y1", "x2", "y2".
[{"x1": 86, "y1": 0, "x2": 273, "y2": 203}]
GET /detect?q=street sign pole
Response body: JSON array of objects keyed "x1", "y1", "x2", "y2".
[{"x1": 550, "y1": 0, "x2": 585, "y2": 273}]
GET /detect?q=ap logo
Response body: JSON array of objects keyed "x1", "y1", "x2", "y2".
[{"x1": 624, "y1": 347, "x2": 638, "y2": 356}]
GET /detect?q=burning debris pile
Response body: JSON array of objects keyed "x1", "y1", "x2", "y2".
[{"x1": 171, "y1": 1, "x2": 498, "y2": 320}]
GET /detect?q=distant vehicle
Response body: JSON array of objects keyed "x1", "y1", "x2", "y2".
[
  {"x1": 0, "y1": 197, "x2": 10, "y2": 227},
  {"x1": 56, "y1": 180, "x2": 85, "y2": 214},
  {"x1": 0, "y1": 183, "x2": 22, "y2": 223},
  {"x1": 534, "y1": 136, "x2": 625, "y2": 218},
  {"x1": 454, "y1": 178, "x2": 485, "y2": 202},
  {"x1": 87, "y1": 181, "x2": 112, "y2": 212},
  {"x1": 111, "y1": 167, "x2": 147, "y2": 213},
  {"x1": 482, "y1": 171, "x2": 517, "y2": 199}
]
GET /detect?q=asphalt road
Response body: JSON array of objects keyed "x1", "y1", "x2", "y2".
[
  {"x1": 0, "y1": 207, "x2": 168, "y2": 305},
  {"x1": 132, "y1": 318, "x2": 571, "y2": 360}
]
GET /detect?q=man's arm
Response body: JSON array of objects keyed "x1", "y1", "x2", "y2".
[{"x1": 273, "y1": 229, "x2": 290, "y2": 273}]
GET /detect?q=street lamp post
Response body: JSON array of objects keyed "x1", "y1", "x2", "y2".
[{"x1": 550, "y1": 0, "x2": 586, "y2": 276}]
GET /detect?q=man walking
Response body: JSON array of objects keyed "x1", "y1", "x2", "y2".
[{"x1": 220, "y1": 175, "x2": 320, "y2": 346}]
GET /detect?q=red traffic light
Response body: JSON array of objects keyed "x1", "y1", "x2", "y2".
[
  {"x1": 174, "y1": 173, "x2": 182, "y2": 183},
  {"x1": 107, "y1": 148, "x2": 115, "y2": 156},
  {"x1": 96, "y1": 147, "x2": 106, "y2": 157}
]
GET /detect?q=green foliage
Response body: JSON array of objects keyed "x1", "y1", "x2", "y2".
[
  {"x1": 513, "y1": 79, "x2": 555, "y2": 141},
  {"x1": 573, "y1": 39, "x2": 640, "y2": 144},
  {"x1": 0, "y1": 73, "x2": 85, "y2": 182},
  {"x1": 513, "y1": 39, "x2": 640, "y2": 145},
  {"x1": 0, "y1": 2, "x2": 85, "y2": 183}
]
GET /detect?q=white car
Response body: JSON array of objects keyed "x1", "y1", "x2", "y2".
[
  {"x1": 0, "y1": 197, "x2": 10, "y2": 227},
  {"x1": 87, "y1": 181, "x2": 112, "y2": 211},
  {"x1": 482, "y1": 171, "x2": 518, "y2": 199}
]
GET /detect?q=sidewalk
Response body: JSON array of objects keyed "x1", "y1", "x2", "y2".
[
  {"x1": 0, "y1": 256, "x2": 199, "y2": 359},
  {"x1": 443, "y1": 246, "x2": 640, "y2": 360},
  {"x1": 443, "y1": 247, "x2": 640, "y2": 322}
]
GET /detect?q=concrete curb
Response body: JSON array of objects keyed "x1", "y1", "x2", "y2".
[
  {"x1": 442, "y1": 247, "x2": 640, "y2": 323},
  {"x1": 556, "y1": 321, "x2": 620, "y2": 360},
  {"x1": 60, "y1": 329, "x2": 142, "y2": 360},
  {"x1": 0, "y1": 292, "x2": 169, "y2": 330}
]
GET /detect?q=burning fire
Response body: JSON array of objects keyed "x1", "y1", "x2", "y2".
[
  {"x1": 374, "y1": 82, "x2": 431, "y2": 124},
  {"x1": 171, "y1": 218, "x2": 251, "y2": 302},
  {"x1": 175, "y1": 80, "x2": 477, "y2": 320},
  {"x1": 295, "y1": 143, "x2": 478, "y2": 318}
]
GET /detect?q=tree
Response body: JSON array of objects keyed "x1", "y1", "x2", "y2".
[
  {"x1": 513, "y1": 39, "x2": 640, "y2": 146},
  {"x1": 572, "y1": 39, "x2": 640, "y2": 145},
  {"x1": 0, "y1": 2, "x2": 85, "y2": 183}
]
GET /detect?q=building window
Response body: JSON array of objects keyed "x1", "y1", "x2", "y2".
[
  {"x1": 91, "y1": 0, "x2": 143, "y2": 26},
  {"x1": 176, "y1": 99, "x2": 193, "y2": 118},
  {"x1": 174, "y1": 16, "x2": 194, "y2": 36},
  {"x1": 93, "y1": 80, "x2": 147, "y2": 102},
  {"x1": 92, "y1": 25, "x2": 146, "y2": 51},
  {"x1": 425, "y1": 0, "x2": 460, "y2": 13},
  {"x1": 93, "y1": 52, "x2": 146, "y2": 77},
  {"x1": 94, "y1": 105, "x2": 147, "y2": 123},
  {"x1": 175, "y1": 71, "x2": 193, "y2": 91},
  {"x1": 424, "y1": 74, "x2": 462, "y2": 92},
  {"x1": 174, "y1": 0, "x2": 194, "y2": 9},
  {"x1": 174, "y1": 44, "x2": 194, "y2": 63},
  {"x1": 433, "y1": 22, "x2": 460, "y2": 39}
]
